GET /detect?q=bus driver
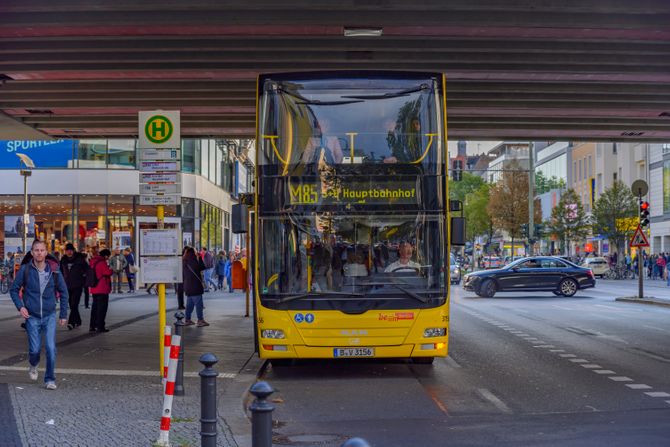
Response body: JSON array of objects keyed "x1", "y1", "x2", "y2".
[{"x1": 384, "y1": 241, "x2": 421, "y2": 272}]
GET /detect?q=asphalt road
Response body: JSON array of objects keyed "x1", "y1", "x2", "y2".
[{"x1": 261, "y1": 279, "x2": 670, "y2": 447}]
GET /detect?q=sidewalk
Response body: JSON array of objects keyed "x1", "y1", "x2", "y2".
[{"x1": 0, "y1": 288, "x2": 260, "y2": 446}]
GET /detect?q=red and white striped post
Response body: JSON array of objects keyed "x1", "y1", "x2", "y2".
[
  {"x1": 157, "y1": 334, "x2": 181, "y2": 446},
  {"x1": 162, "y1": 326, "x2": 172, "y2": 386}
]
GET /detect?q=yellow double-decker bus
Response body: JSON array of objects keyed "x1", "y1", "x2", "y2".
[{"x1": 253, "y1": 71, "x2": 457, "y2": 364}]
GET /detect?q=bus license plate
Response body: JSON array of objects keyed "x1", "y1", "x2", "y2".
[{"x1": 333, "y1": 348, "x2": 374, "y2": 358}]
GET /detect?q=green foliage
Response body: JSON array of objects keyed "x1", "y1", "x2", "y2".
[
  {"x1": 535, "y1": 170, "x2": 566, "y2": 195},
  {"x1": 546, "y1": 189, "x2": 591, "y2": 255},
  {"x1": 464, "y1": 183, "x2": 491, "y2": 241},
  {"x1": 592, "y1": 180, "x2": 637, "y2": 253},
  {"x1": 449, "y1": 171, "x2": 485, "y2": 203}
]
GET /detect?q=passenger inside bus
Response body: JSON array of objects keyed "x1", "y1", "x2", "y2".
[
  {"x1": 384, "y1": 116, "x2": 423, "y2": 164},
  {"x1": 300, "y1": 118, "x2": 344, "y2": 166},
  {"x1": 385, "y1": 241, "x2": 421, "y2": 272},
  {"x1": 343, "y1": 248, "x2": 369, "y2": 277}
]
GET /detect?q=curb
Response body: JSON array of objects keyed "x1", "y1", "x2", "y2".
[{"x1": 615, "y1": 297, "x2": 670, "y2": 308}]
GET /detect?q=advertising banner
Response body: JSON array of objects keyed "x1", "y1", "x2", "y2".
[{"x1": 0, "y1": 140, "x2": 76, "y2": 168}]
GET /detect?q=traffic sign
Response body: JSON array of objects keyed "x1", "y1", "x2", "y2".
[
  {"x1": 140, "y1": 172, "x2": 180, "y2": 184},
  {"x1": 138, "y1": 111, "x2": 180, "y2": 149},
  {"x1": 140, "y1": 161, "x2": 180, "y2": 173},
  {"x1": 140, "y1": 149, "x2": 180, "y2": 161},
  {"x1": 140, "y1": 183, "x2": 181, "y2": 195},
  {"x1": 631, "y1": 179, "x2": 649, "y2": 197},
  {"x1": 629, "y1": 225, "x2": 650, "y2": 248},
  {"x1": 139, "y1": 194, "x2": 180, "y2": 206}
]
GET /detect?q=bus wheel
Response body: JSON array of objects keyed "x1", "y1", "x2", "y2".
[{"x1": 413, "y1": 357, "x2": 434, "y2": 365}]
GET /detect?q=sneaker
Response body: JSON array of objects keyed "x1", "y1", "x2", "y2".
[
  {"x1": 28, "y1": 366, "x2": 38, "y2": 381},
  {"x1": 45, "y1": 382, "x2": 57, "y2": 390},
  {"x1": 184, "y1": 319, "x2": 195, "y2": 326},
  {"x1": 197, "y1": 320, "x2": 210, "y2": 327}
]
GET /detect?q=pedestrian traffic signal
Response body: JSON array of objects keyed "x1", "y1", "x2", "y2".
[
  {"x1": 639, "y1": 201, "x2": 650, "y2": 227},
  {"x1": 452, "y1": 159, "x2": 463, "y2": 182},
  {"x1": 520, "y1": 223, "x2": 529, "y2": 238}
]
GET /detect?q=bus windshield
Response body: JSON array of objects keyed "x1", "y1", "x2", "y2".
[
  {"x1": 259, "y1": 213, "x2": 446, "y2": 309},
  {"x1": 259, "y1": 74, "x2": 444, "y2": 174}
]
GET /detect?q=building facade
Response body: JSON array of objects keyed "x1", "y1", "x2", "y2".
[
  {"x1": 649, "y1": 143, "x2": 670, "y2": 254},
  {"x1": 0, "y1": 138, "x2": 253, "y2": 258}
]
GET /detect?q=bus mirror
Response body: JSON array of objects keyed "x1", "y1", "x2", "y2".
[
  {"x1": 451, "y1": 217, "x2": 466, "y2": 246},
  {"x1": 449, "y1": 200, "x2": 462, "y2": 212},
  {"x1": 232, "y1": 204, "x2": 248, "y2": 234}
]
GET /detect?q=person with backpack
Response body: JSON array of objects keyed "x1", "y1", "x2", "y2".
[
  {"x1": 59, "y1": 243, "x2": 88, "y2": 330},
  {"x1": 88, "y1": 249, "x2": 113, "y2": 333},
  {"x1": 10, "y1": 240, "x2": 69, "y2": 390}
]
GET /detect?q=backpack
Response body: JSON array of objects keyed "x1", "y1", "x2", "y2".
[{"x1": 85, "y1": 261, "x2": 100, "y2": 288}]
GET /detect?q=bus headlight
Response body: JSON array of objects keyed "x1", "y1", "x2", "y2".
[
  {"x1": 424, "y1": 328, "x2": 446, "y2": 337},
  {"x1": 261, "y1": 329, "x2": 286, "y2": 339}
]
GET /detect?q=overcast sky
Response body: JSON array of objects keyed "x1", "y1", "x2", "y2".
[{"x1": 447, "y1": 140, "x2": 501, "y2": 157}]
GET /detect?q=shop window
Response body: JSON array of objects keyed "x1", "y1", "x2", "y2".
[
  {"x1": 78, "y1": 139, "x2": 107, "y2": 168},
  {"x1": 108, "y1": 139, "x2": 136, "y2": 169},
  {"x1": 78, "y1": 195, "x2": 106, "y2": 215},
  {"x1": 181, "y1": 197, "x2": 195, "y2": 218},
  {"x1": 135, "y1": 203, "x2": 178, "y2": 217},
  {"x1": 182, "y1": 139, "x2": 197, "y2": 173},
  {"x1": 108, "y1": 195, "x2": 134, "y2": 215}
]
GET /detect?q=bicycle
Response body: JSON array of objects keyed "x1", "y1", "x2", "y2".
[
  {"x1": 603, "y1": 264, "x2": 634, "y2": 280},
  {"x1": 0, "y1": 266, "x2": 11, "y2": 294}
]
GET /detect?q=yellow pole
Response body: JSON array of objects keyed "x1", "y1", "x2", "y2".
[
  {"x1": 245, "y1": 212, "x2": 250, "y2": 318},
  {"x1": 157, "y1": 205, "x2": 165, "y2": 374}
]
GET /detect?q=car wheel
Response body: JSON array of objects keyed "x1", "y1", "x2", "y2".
[
  {"x1": 479, "y1": 279, "x2": 497, "y2": 298},
  {"x1": 558, "y1": 278, "x2": 578, "y2": 297},
  {"x1": 552, "y1": 291, "x2": 563, "y2": 296}
]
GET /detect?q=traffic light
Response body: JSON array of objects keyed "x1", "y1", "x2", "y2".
[
  {"x1": 452, "y1": 159, "x2": 463, "y2": 181},
  {"x1": 639, "y1": 201, "x2": 650, "y2": 227},
  {"x1": 520, "y1": 223, "x2": 529, "y2": 238},
  {"x1": 534, "y1": 223, "x2": 544, "y2": 238}
]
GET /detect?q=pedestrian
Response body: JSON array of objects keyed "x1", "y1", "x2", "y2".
[
  {"x1": 182, "y1": 246, "x2": 209, "y2": 327},
  {"x1": 124, "y1": 247, "x2": 136, "y2": 293},
  {"x1": 108, "y1": 248, "x2": 127, "y2": 293},
  {"x1": 83, "y1": 246, "x2": 96, "y2": 309},
  {"x1": 225, "y1": 252, "x2": 234, "y2": 293},
  {"x1": 201, "y1": 247, "x2": 216, "y2": 291},
  {"x1": 10, "y1": 240, "x2": 68, "y2": 390},
  {"x1": 89, "y1": 249, "x2": 113, "y2": 333},
  {"x1": 216, "y1": 250, "x2": 227, "y2": 290},
  {"x1": 59, "y1": 243, "x2": 88, "y2": 330}
]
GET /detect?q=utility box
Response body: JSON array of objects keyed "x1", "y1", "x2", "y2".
[{"x1": 451, "y1": 217, "x2": 466, "y2": 246}]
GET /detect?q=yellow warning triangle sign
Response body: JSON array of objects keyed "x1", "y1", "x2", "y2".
[{"x1": 629, "y1": 225, "x2": 649, "y2": 247}]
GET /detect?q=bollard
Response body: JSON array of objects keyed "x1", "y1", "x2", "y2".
[
  {"x1": 341, "y1": 438, "x2": 372, "y2": 447},
  {"x1": 249, "y1": 381, "x2": 275, "y2": 447},
  {"x1": 199, "y1": 353, "x2": 219, "y2": 447},
  {"x1": 162, "y1": 326, "x2": 172, "y2": 387},
  {"x1": 157, "y1": 334, "x2": 181, "y2": 447},
  {"x1": 173, "y1": 312, "x2": 185, "y2": 396}
]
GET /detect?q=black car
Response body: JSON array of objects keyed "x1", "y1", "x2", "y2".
[{"x1": 463, "y1": 256, "x2": 595, "y2": 298}]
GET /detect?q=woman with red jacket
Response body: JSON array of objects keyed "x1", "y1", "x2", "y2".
[{"x1": 89, "y1": 249, "x2": 113, "y2": 333}]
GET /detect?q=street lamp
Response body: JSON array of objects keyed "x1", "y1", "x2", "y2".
[{"x1": 16, "y1": 153, "x2": 36, "y2": 255}]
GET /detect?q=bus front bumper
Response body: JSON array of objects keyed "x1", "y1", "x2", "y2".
[{"x1": 259, "y1": 342, "x2": 447, "y2": 359}]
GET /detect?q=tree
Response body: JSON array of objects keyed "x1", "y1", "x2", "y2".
[
  {"x1": 464, "y1": 183, "x2": 492, "y2": 243},
  {"x1": 449, "y1": 171, "x2": 485, "y2": 203},
  {"x1": 592, "y1": 180, "x2": 637, "y2": 255},
  {"x1": 487, "y1": 160, "x2": 542, "y2": 255},
  {"x1": 546, "y1": 189, "x2": 591, "y2": 256},
  {"x1": 535, "y1": 170, "x2": 566, "y2": 195}
]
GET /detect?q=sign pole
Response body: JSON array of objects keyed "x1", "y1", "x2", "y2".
[
  {"x1": 157, "y1": 205, "x2": 166, "y2": 373},
  {"x1": 638, "y1": 193, "x2": 643, "y2": 299}
]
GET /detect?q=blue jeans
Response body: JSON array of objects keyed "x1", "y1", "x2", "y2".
[
  {"x1": 26, "y1": 313, "x2": 57, "y2": 383},
  {"x1": 203, "y1": 268, "x2": 217, "y2": 290},
  {"x1": 185, "y1": 294, "x2": 204, "y2": 321}
]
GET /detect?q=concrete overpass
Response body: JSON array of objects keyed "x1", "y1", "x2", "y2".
[{"x1": 0, "y1": 0, "x2": 669, "y2": 141}]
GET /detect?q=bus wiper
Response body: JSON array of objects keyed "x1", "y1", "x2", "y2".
[
  {"x1": 277, "y1": 291, "x2": 365, "y2": 304},
  {"x1": 340, "y1": 85, "x2": 429, "y2": 100},
  {"x1": 360, "y1": 282, "x2": 428, "y2": 304},
  {"x1": 296, "y1": 99, "x2": 364, "y2": 106}
]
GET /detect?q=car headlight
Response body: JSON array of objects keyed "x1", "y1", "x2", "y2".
[
  {"x1": 454, "y1": 268, "x2": 460, "y2": 274},
  {"x1": 261, "y1": 329, "x2": 285, "y2": 339},
  {"x1": 424, "y1": 328, "x2": 446, "y2": 337}
]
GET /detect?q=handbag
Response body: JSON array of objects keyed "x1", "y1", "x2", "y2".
[
  {"x1": 187, "y1": 264, "x2": 206, "y2": 289},
  {"x1": 129, "y1": 264, "x2": 139, "y2": 274}
]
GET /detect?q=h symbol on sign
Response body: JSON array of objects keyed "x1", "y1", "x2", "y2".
[{"x1": 150, "y1": 120, "x2": 167, "y2": 138}]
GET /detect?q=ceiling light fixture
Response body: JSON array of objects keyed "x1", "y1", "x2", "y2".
[{"x1": 343, "y1": 27, "x2": 383, "y2": 37}]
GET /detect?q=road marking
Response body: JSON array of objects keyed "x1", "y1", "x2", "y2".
[
  {"x1": 643, "y1": 325, "x2": 670, "y2": 333},
  {"x1": 644, "y1": 392, "x2": 670, "y2": 398},
  {"x1": 533, "y1": 345, "x2": 555, "y2": 348},
  {"x1": 549, "y1": 349, "x2": 565, "y2": 352},
  {"x1": 0, "y1": 365, "x2": 236, "y2": 379},
  {"x1": 593, "y1": 370, "x2": 616, "y2": 374},
  {"x1": 569, "y1": 359, "x2": 589, "y2": 363},
  {"x1": 477, "y1": 388, "x2": 512, "y2": 414},
  {"x1": 609, "y1": 376, "x2": 633, "y2": 382},
  {"x1": 626, "y1": 384, "x2": 653, "y2": 390},
  {"x1": 444, "y1": 356, "x2": 462, "y2": 368},
  {"x1": 559, "y1": 354, "x2": 577, "y2": 358},
  {"x1": 581, "y1": 364, "x2": 602, "y2": 369},
  {"x1": 430, "y1": 395, "x2": 449, "y2": 415}
]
